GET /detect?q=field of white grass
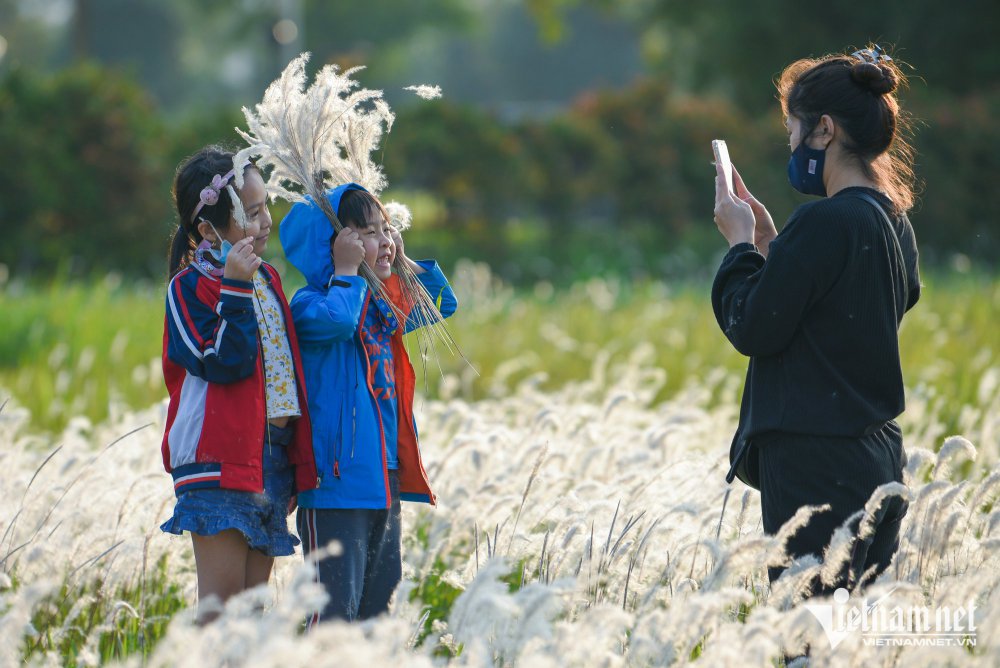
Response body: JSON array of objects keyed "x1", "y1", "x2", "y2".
[
  {"x1": 2, "y1": 341, "x2": 998, "y2": 666},
  {"x1": 2, "y1": 266, "x2": 999, "y2": 666}
]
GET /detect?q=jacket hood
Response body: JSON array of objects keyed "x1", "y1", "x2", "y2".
[{"x1": 280, "y1": 183, "x2": 368, "y2": 288}]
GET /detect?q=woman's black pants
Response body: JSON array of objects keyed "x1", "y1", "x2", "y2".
[{"x1": 757, "y1": 421, "x2": 909, "y2": 595}]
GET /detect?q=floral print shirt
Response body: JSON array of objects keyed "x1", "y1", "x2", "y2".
[{"x1": 251, "y1": 272, "x2": 301, "y2": 420}]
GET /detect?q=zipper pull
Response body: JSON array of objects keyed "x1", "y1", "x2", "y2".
[
  {"x1": 333, "y1": 460, "x2": 341, "y2": 479},
  {"x1": 316, "y1": 474, "x2": 322, "y2": 488},
  {"x1": 351, "y1": 405, "x2": 357, "y2": 458}
]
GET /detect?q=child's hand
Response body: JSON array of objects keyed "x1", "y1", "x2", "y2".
[
  {"x1": 332, "y1": 228, "x2": 365, "y2": 276},
  {"x1": 223, "y1": 237, "x2": 261, "y2": 282},
  {"x1": 388, "y1": 227, "x2": 426, "y2": 275}
]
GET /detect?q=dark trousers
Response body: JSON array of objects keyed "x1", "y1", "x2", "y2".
[
  {"x1": 757, "y1": 421, "x2": 909, "y2": 595},
  {"x1": 296, "y1": 472, "x2": 402, "y2": 625}
]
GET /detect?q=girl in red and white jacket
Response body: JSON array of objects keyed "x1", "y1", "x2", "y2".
[{"x1": 160, "y1": 145, "x2": 316, "y2": 622}]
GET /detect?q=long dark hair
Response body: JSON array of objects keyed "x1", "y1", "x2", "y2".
[
  {"x1": 167, "y1": 145, "x2": 255, "y2": 279},
  {"x1": 777, "y1": 47, "x2": 918, "y2": 211}
]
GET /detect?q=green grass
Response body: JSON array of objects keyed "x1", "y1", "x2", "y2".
[
  {"x1": 17, "y1": 555, "x2": 186, "y2": 666},
  {"x1": 0, "y1": 274, "x2": 165, "y2": 433},
  {"x1": 408, "y1": 557, "x2": 465, "y2": 653},
  {"x1": 0, "y1": 268, "x2": 996, "y2": 437}
]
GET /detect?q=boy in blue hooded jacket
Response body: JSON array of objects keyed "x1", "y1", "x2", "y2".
[{"x1": 280, "y1": 183, "x2": 458, "y2": 623}]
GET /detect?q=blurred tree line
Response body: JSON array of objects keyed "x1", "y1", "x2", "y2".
[
  {"x1": 0, "y1": 0, "x2": 995, "y2": 283},
  {"x1": 384, "y1": 82, "x2": 999, "y2": 281},
  {"x1": 532, "y1": 0, "x2": 999, "y2": 111}
]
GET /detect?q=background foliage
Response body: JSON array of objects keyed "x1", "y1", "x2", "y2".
[{"x1": 0, "y1": 0, "x2": 996, "y2": 282}]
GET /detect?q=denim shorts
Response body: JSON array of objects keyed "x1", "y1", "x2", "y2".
[{"x1": 160, "y1": 424, "x2": 299, "y2": 557}]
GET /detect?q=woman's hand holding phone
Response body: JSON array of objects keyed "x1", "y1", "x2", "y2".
[
  {"x1": 711, "y1": 140, "x2": 778, "y2": 257},
  {"x1": 732, "y1": 167, "x2": 778, "y2": 257},
  {"x1": 713, "y1": 145, "x2": 755, "y2": 248},
  {"x1": 712, "y1": 140, "x2": 734, "y2": 194}
]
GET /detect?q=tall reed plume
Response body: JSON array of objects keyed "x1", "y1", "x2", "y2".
[{"x1": 234, "y1": 53, "x2": 460, "y2": 360}]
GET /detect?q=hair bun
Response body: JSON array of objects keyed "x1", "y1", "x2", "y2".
[{"x1": 850, "y1": 61, "x2": 898, "y2": 95}]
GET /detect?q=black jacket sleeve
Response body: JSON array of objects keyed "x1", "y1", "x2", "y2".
[{"x1": 711, "y1": 209, "x2": 847, "y2": 357}]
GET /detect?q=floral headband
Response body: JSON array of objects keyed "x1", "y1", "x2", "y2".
[
  {"x1": 851, "y1": 44, "x2": 892, "y2": 65},
  {"x1": 190, "y1": 169, "x2": 235, "y2": 222}
]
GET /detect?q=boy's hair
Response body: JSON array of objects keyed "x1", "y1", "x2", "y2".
[
  {"x1": 167, "y1": 145, "x2": 258, "y2": 280},
  {"x1": 337, "y1": 189, "x2": 391, "y2": 230}
]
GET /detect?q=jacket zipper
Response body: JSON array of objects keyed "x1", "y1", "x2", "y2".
[
  {"x1": 334, "y1": 293, "x2": 370, "y2": 479},
  {"x1": 355, "y1": 291, "x2": 391, "y2": 506},
  {"x1": 349, "y1": 291, "x2": 371, "y2": 469},
  {"x1": 333, "y1": 397, "x2": 345, "y2": 479},
  {"x1": 254, "y1": 322, "x2": 268, "y2": 493}
]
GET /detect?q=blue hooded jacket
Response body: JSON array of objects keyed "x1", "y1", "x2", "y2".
[{"x1": 280, "y1": 183, "x2": 458, "y2": 509}]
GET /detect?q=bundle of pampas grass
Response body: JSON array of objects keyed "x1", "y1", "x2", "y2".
[{"x1": 234, "y1": 53, "x2": 459, "y2": 359}]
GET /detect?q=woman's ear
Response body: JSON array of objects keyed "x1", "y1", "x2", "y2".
[{"x1": 811, "y1": 114, "x2": 836, "y2": 149}]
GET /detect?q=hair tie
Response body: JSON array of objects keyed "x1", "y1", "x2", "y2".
[
  {"x1": 191, "y1": 168, "x2": 236, "y2": 222},
  {"x1": 851, "y1": 44, "x2": 893, "y2": 65}
]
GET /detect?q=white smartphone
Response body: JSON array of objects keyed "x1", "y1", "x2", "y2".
[{"x1": 712, "y1": 139, "x2": 734, "y2": 194}]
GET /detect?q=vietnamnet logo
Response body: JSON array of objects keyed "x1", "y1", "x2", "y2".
[{"x1": 805, "y1": 587, "x2": 977, "y2": 649}]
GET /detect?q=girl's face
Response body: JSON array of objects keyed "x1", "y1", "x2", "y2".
[
  {"x1": 217, "y1": 170, "x2": 272, "y2": 256},
  {"x1": 347, "y1": 211, "x2": 395, "y2": 280}
]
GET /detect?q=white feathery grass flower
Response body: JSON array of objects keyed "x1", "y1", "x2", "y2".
[
  {"x1": 226, "y1": 185, "x2": 248, "y2": 231},
  {"x1": 235, "y1": 53, "x2": 462, "y2": 362},
  {"x1": 404, "y1": 84, "x2": 443, "y2": 100},
  {"x1": 933, "y1": 435, "x2": 977, "y2": 480},
  {"x1": 384, "y1": 201, "x2": 412, "y2": 232},
  {"x1": 232, "y1": 149, "x2": 253, "y2": 188},
  {"x1": 236, "y1": 53, "x2": 392, "y2": 200}
]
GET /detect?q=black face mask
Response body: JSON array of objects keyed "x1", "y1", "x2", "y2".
[{"x1": 787, "y1": 139, "x2": 827, "y2": 197}]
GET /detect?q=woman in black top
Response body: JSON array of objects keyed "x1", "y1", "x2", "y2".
[{"x1": 711, "y1": 46, "x2": 920, "y2": 595}]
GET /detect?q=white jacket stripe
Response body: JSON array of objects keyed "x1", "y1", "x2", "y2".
[{"x1": 167, "y1": 280, "x2": 205, "y2": 360}]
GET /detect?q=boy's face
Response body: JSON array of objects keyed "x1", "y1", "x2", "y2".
[{"x1": 347, "y1": 212, "x2": 395, "y2": 280}]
